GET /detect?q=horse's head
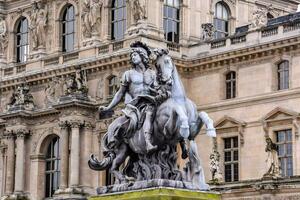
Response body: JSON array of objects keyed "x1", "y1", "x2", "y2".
[{"x1": 153, "y1": 48, "x2": 174, "y2": 84}]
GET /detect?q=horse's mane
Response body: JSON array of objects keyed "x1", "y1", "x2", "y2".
[{"x1": 171, "y1": 62, "x2": 187, "y2": 104}]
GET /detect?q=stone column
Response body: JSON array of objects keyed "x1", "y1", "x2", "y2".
[
  {"x1": 4, "y1": 131, "x2": 15, "y2": 195},
  {"x1": 82, "y1": 122, "x2": 94, "y2": 187},
  {"x1": 59, "y1": 121, "x2": 69, "y2": 190},
  {"x1": 70, "y1": 121, "x2": 81, "y2": 187},
  {"x1": 14, "y1": 130, "x2": 26, "y2": 194}
]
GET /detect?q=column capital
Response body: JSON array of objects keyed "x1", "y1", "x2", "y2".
[
  {"x1": 70, "y1": 120, "x2": 83, "y2": 129},
  {"x1": 83, "y1": 121, "x2": 95, "y2": 130},
  {"x1": 59, "y1": 121, "x2": 69, "y2": 129},
  {"x1": 15, "y1": 129, "x2": 30, "y2": 138},
  {"x1": 2, "y1": 130, "x2": 15, "y2": 139}
]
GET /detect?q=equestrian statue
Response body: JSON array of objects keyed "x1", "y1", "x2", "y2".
[{"x1": 88, "y1": 41, "x2": 216, "y2": 193}]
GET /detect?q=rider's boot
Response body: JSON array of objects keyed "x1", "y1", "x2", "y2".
[
  {"x1": 145, "y1": 131, "x2": 157, "y2": 152},
  {"x1": 180, "y1": 139, "x2": 189, "y2": 159}
]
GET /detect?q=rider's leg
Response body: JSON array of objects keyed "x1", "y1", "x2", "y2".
[{"x1": 143, "y1": 105, "x2": 157, "y2": 152}]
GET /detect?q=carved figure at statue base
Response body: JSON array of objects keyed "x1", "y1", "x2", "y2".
[{"x1": 88, "y1": 42, "x2": 216, "y2": 194}]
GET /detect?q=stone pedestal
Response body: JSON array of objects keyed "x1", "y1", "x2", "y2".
[{"x1": 89, "y1": 188, "x2": 220, "y2": 200}]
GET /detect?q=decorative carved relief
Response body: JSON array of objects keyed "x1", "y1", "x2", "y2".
[
  {"x1": 96, "y1": 77, "x2": 104, "y2": 100},
  {"x1": 44, "y1": 76, "x2": 60, "y2": 107},
  {"x1": 63, "y1": 67, "x2": 88, "y2": 96},
  {"x1": 0, "y1": 16, "x2": 8, "y2": 58},
  {"x1": 201, "y1": 23, "x2": 215, "y2": 41},
  {"x1": 81, "y1": 0, "x2": 103, "y2": 38},
  {"x1": 7, "y1": 82, "x2": 35, "y2": 111},
  {"x1": 30, "y1": 1, "x2": 48, "y2": 51},
  {"x1": 127, "y1": 0, "x2": 147, "y2": 24},
  {"x1": 251, "y1": 7, "x2": 268, "y2": 29}
]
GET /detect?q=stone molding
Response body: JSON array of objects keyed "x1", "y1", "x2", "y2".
[
  {"x1": 214, "y1": 115, "x2": 246, "y2": 145},
  {"x1": 69, "y1": 120, "x2": 84, "y2": 128}
]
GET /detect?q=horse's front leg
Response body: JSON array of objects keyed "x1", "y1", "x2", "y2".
[
  {"x1": 110, "y1": 143, "x2": 129, "y2": 184},
  {"x1": 199, "y1": 112, "x2": 216, "y2": 137}
]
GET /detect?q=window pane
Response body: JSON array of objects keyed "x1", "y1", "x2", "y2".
[
  {"x1": 224, "y1": 164, "x2": 232, "y2": 182},
  {"x1": 224, "y1": 152, "x2": 231, "y2": 162},
  {"x1": 233, "y1": 163, "x2": 239, "y2": 181},
  {"x1": 224, "y1": 138, "x2": 231, "y2": 149},
  {"x1": 233, "y1": 150, "x2": 238, "y2": 161}
]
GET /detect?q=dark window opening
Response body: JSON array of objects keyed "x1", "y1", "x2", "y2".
[
  {"x1": 111, "y1": 0, "x2": 126, "y2": 40},
  {"x1": 62, "y1": 5, "x2": 75, "y2": 52},
  {"x1": 163, "y1": 0, "x2": 180, "y2": 43},
  {"x1": 16, "y1": 17, "x2": 29, "y2": 63}
]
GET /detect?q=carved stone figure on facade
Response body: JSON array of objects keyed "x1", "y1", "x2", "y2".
[
  {"x1": 201, "y1": 23, "x2": 215, "y2": 41},
  {"x1": 209, "y1": 138, "x2": 222, "y2": 184},
  {"x1": 251, "y1": 7, "x2": 268, "y2": 29},
  {"x1": 96, "y1": 78, "x2": 104, "y2": 100},
  {"x1": 7, "y1": 82, "x2": 35, "y2": 111},
  {"x1": 263, "y1": 137, "x2": 281, "y2": 179},
  {"x1": 63, "y1": 67, "x2": 88, "y2": 96},
  {"x1": 0, "y1": 16, "x2": 8, "y2": 57},
  {"x1": 82, "y1": 0, "x2": 103, "y2": 38},
  {"x1": 89, "y1": 41, "x2": 216, "y2": 193},
  {"x1": 30, "y1": 1, "x2": 48, "y2": 51},
  {"x1": 128, "y1": 0, "x2": 147, "y2": 24},
  {"x1": 44, "y1": 77, "x2": 59, "y2": 106}
]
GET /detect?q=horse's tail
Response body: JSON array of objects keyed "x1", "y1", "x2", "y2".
[
  {"x1": 88, "y1": 133, "x2": 116, "y2": 171},
  {"x1": 88, "y1": 152, "x2": 115, "y2": 171}
]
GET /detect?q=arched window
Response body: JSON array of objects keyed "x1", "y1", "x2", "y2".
[
  {"x1": 226, "y1": 71, "x2": 236, "y2": 99},
  {"x1": 62, "y1": 5, "x2": 75, "y2": 52},
  {"x1": 214, "y1": 2, "x2": 230, "y2": 39},
  {"x1": 16, "y1": 17, "x2": 29, "y2": 63},
  {"x1": 108, "y1": 76, "x2": 119, "y2": 96},
  {"x1": 163, "y1": 0, "x2": 180, "y2": 43},
  {"x1": 278, "y1": 61, "x2": 289, "y2": 90},
  {"x1": 45, "y1": 137, "x2": 60, "y2": 198},
  {"x1": 111, "y1": 0, "x2": 126, "y2": 40}
]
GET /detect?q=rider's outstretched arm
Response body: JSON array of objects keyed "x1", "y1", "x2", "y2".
[{"x1": 105, "y1": 85, "x2": 127, "y2": 110}]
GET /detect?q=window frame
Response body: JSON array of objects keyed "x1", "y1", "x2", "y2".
[
  {"x1": 277, "y1": 60, "x2": 289, "y2": 90},
  {"x1": 45, "y1": 137, "x2": 61, "y2": 198},
  {"x1": 61, "y1": 4, "x2": 75, "y2": 53},
  {"x1": 223, "y1": 136, "x2": 239, "y2": 182},
  {"x1": 111, "y1": 0, "x2": 127, "y2": 41},
  {"x1": 108, "y1": 75, "x2": 119, "y2": 97},
  {"x1": 16, "y1": 17, "x2": 29, "y2": 63},
  {"x1": 275, "y1": 129, "x2": 293, "y2": 177},
  {"x1": 225, "y1": 71, "x2": 236, "y2": 99},
  {"x1": 213, "y1": 2, "x2": 230, "y2": 39},
  {"x1": 163, "y1": 0, "x2": 180, "y2": 43}
]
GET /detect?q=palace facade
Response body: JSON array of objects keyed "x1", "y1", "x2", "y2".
[{"x1": 0, "y1": 0, "x2": 300, "y2": 199}]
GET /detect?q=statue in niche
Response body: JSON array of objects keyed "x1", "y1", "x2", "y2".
[
  {"x1": 0, "y1": 16, "x2": 8, "y2": 56},
  {"x1": 89, "y1": 41, "x2": 216, "y2": 193},
  {"x1": 30, "y1": 1, "x2": 48, "y2": 50},
  {"x1": 251, "y1": 7, "x2": 268, "y2": 29},
  {"x1": 64, "y1": 67, "x2": 88, "y2": 96},
  {"x1": 201, "y1": 23, "x2": 215, "y2": 41},
  {"x1": 128, "y1": 0, "x2": 146, "y2": 24},
  {"x1": 7, "y1": 82, "x2": 35, "y2": 111},
  {"x1": 209, "y1": 138, "x2": 222, "y2": 184},
  {"x1": 263, "y1": 137, "x2": 281, "y2": 178},
  {"x1": 82, "y1": 0, "x2": 103, "y2": 38}
]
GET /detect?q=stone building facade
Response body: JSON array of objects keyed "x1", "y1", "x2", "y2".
[{"x1": 0, "y1": 0, "x2": 300, "y2": 199}]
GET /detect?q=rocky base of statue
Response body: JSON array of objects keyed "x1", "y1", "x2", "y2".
[
  {"x1": 90, "y1": 187, "x2": 220, "y2": 200},
  {"x1": 97, "y1": 179, "x2": 208, "y2": 195},
  {"x1": 1, "y1": 193, "x2": 29, "y2": 200},
  {"x1": 53, "y1": 187, "x2": 87, "y2": 200}
]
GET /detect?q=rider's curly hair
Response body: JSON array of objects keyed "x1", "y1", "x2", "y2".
[{"x1": 130, "y1": 41, "x2": 151, "y2": 67}]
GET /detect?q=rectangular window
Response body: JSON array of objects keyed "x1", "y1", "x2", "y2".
[
  {"x1": 224, "y1": 137, "x2": 239, "y2": 182},
  {"x1": 276, "y1": 129, "x2": 293, "y2": 176}
]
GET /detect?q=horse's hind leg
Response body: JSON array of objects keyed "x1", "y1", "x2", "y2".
[{"x1": 110, "y1": 143, "x2": 129, "y2": 184}]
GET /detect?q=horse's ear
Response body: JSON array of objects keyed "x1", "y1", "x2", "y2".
[{"x1": 163, "y1": 49, "x2": 169, "y2": 55}]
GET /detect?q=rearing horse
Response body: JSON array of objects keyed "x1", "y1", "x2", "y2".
[{"x1": 89, "y1": 48, "x2": 216, "y2": 190}]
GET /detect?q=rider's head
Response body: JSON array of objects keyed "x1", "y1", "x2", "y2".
[{"x1": 130, "y1": 41, "x2": 151, "y2": 68}]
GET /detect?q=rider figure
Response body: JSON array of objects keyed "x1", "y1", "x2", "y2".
[{"x1": 99, "y1": 42, "x2": 160, "y2": 152}]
